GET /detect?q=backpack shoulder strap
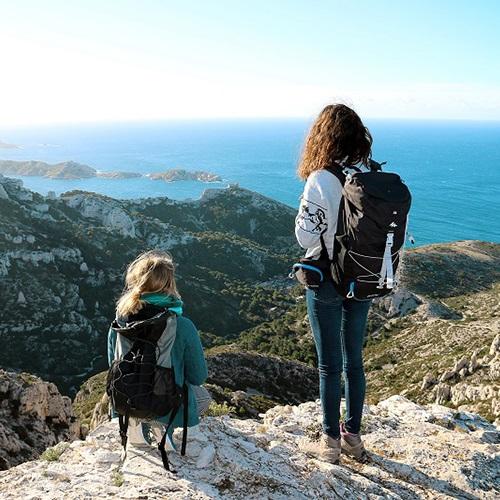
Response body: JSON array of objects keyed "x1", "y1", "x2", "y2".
[
  {"x1": 319, "y1": 231, "x2": 330, "y2": 261},
  {"x1": 323, "y1": 165, "x2": 346, "y2": 185}
]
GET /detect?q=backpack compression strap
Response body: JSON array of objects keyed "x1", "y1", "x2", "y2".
[
  {"x1": 158, "y1": 405, "x2": 180, "y2": 472},
  {"x1": 157, "y1": 384, "x2": 189, "y2": 472},
  {"x1": 181, "y1": 384, "x2": 189, "y2": 456},
  {"x1": 118, "y1": 413, "x2": 129, "y2": 456}
]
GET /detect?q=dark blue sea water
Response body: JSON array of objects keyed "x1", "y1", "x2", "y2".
[{"x1": 1, "y1": 119, "x2": 499, "y2": 245}]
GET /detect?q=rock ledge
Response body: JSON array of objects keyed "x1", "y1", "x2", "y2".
[{"x1": 0, "y1": 395, "x2": 498, "y2": 499}]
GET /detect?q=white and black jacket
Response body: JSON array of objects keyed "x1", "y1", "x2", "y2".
[{"x1": 295, "y1": 166, "x2": 367, "y2": 260}]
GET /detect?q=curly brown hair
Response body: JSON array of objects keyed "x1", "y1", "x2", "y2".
[{"x1": 297, "y1": 104, "x2": 372, "y2": 180}]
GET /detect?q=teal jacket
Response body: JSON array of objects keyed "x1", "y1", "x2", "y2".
[{"x1": 107, "y1": 304, "x2": 208, "y2": 435}]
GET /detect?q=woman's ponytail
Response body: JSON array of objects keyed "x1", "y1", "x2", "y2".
[{"x1": 115, "y1": 250, "x2": 179, "y2": 318}]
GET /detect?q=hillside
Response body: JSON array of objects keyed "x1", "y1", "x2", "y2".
[
  {"x1": 1, "y1": 174, "x2": 499, "y2": 423},
  {"x1": 0, "y1": 175, "x2": 298, "y2": 393},
  {"x1": 0, "y1": 395, "x2": 497, "y2": 499},
  {"x1": 238, "y1": 241, "x2": 500, "y2": 421},
  {"x1": 73, "y1": 348, "x2": 319, "y2": 428}
]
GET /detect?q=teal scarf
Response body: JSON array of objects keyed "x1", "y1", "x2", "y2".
[{"x1": 141, "y1": 293, "x2": 183, "y2": 316}]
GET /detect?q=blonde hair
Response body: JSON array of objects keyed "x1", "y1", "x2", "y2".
[
  {"x1": 116, "y1": 250, "x2": 180, "y2": 317},
  {"x1": 297, "y1": 104, "x2": 372, "y2": 180}
]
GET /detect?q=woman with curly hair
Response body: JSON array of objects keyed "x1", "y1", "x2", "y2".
[{"x1": 296, "y1": 104, "x2": 372, "y2": 464}]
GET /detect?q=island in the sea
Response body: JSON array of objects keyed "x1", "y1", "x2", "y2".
[
  {"x1": 0, "y1": 160, "x2": 221, "y2": 183},
  {"x1": 0, "y1": 160, "x2": 99, "y2": 179},
  {"x1": 0, "y1": 140, "x2": 20, "y2": 149},
  {"x1": 96, "y1": 171, "x2": 142, "y2": 179},
  {"x1": 148, "y1": 169, "x2": 222, "y2": 183}
]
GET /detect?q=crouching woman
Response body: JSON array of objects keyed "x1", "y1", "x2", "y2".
[{"x1": 107, "y1": 250, "x2": 210, "y2": 468}]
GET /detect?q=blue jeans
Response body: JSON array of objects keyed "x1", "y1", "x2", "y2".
[{"x1": 306, "y1": 281, "x2": 371, "y2": 438}]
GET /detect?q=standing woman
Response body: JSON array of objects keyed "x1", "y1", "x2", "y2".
[{"x1": 296, "y1": 104, "x2": 372, "y2": 464}]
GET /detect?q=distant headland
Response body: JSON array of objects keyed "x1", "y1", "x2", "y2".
[
  {"x1": 0, "y1": 141, "x2": 20, "y2": 150},
  {"x1": 0, "y1": 160, "x2": 221, "y2": 182}
]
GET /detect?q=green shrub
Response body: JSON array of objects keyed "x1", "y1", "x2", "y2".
[
  {"x1": 40, "y1": 443, "x2": 69, "y2": 462},
  {"x1": 111, "y1": 470, "x2": 124, "y2": 487},
  {"x1": 206, "y1": 401, "x2": 236, "y2": 416}
]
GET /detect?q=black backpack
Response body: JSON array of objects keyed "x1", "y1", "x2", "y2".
[
  {"x1": 106, "y1": 310, "x2": 188, "y2": 471},
  {"x1": 327, "y1": 162, "x2": 412, "y2": 300}
]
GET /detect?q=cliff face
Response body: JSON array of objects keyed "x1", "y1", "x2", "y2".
[
  {"x1": 0, "y1": 395, "x2": 497, "y2": 499},
  {"x1": 0, "y1": 370, "x2": 81, "y2": 470}
]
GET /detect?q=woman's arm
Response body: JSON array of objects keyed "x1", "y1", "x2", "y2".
[
  {"x1": 181, "y1": 318, "x2": 208, "y2": 386},
  {"x1": 295, "y1": 170, "x2": 343, "y2": 251}
]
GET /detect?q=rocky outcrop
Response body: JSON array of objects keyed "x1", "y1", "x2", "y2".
[
  {"x1": 206, "y1": 348, "x2": 318, "y2": 405},
  {"x1": 62, "y1": 192, "x2": 137, "y2": 237},
  {"x1": 373, "y1": 287, "x2": 421, "y2": 318},
  {"x1": 149, "y1": 169, "x2": 222, "y2": 182},
  {"x1": 0, "y1": 370, "x2": 81, "y2": 470},
  {"x1": 0, "y1": 395, "x2": 498, "y2": 499}
]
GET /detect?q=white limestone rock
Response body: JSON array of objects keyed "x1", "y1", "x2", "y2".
[
  {"x1": 434, "y1": 383, "x2": 452, "y2": 404},
  {"x1": 453, "y1": 356, "x2": 469, "y2": 374},
  {"x1": 63, "y1": 193, "x2": 136, "y2": 238},
  {"x1": 421, "y1": 372, "x2": 437, "y2": 390},
  {"x1": 16, "y1": 291, "x2": 26, "y2": 305},
  {"x1": 0, "y1": 370, "x2": 81, "y2": 470},
  {"x1": 0, "y1": 396, "x2": 498, "y2": 499},
  {"x1": 375, "y1": 287, "x2": 421, "y2": 317},
  {"x1": 0, "y1": 183, "x2": 9, "y2": 199},
  {"x1": 439, "y1": 369, "x2": 456, "y2": 383},
  {"x1": 469, "y1": 350, "x2": 480, "y2": 373},
  {"x1": 490, "y1": 334, "x2": 500, "y2": 356}
]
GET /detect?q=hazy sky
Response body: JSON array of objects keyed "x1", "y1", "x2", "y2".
[{"x1": 1, "y1": 0, "x2": 499, "y2": 125}]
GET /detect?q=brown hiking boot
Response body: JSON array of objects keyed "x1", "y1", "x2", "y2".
[
  {"x1": 340, "y1": 423, "x2": 369, "y2": 463},
  {"x1": 299, "y1": 433, "x2": 341, "y2": 464}
]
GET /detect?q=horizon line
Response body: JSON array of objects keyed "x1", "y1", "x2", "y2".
[{"x1": 1, "y1": 115, "x2": 500, "y2": 130}]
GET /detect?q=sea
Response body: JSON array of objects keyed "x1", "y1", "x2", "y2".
[{"x1": 1, "y1": 118, "x2": 499, "y2": 246}]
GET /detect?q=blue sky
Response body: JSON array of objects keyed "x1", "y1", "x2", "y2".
[{"x1": 1, "y1": 0, "x2": 499, "y2": 125}]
